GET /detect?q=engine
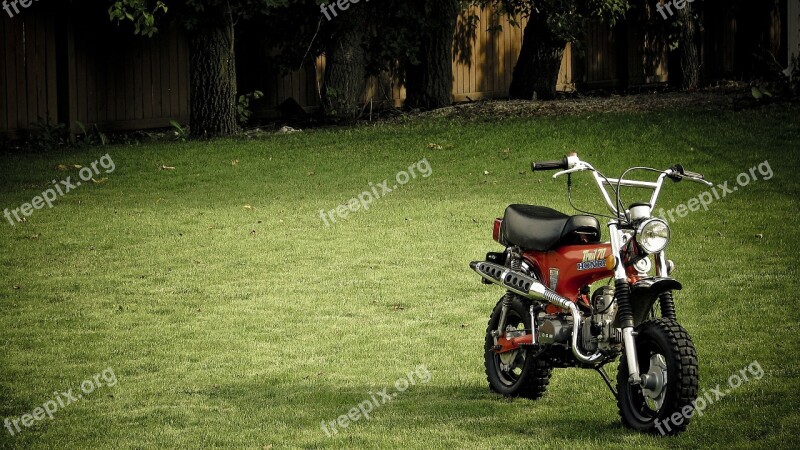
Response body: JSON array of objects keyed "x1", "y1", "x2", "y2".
[
  {"x1": 582, "y1": 286, "x2": 622, "y2": 354},
  {"x1": 535, "y1": 286, "x2": 622, "y2": 357}
]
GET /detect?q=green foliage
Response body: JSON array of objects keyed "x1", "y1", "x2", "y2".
[
  {"x1": 28, "y1": 118, "x2": 68, "y2": 151},
  {"x1": 750, "y1": 53, "x2": 800, "y2": 101},
  {"x1": 472, "y1": 0, "x2": 629, "y2": 45},
  {"x1": 169, "y1": 120, "x2": 188, "y2": 142},
  {"x1": 108, "y1": 0, "x2": 168, "y2": 37},
  {"x1": 75, "y1": 121, "x2": 109, "y2": 146},
  {"x1": 237, "y1": 90, "x2": 264, "y2": 125}
]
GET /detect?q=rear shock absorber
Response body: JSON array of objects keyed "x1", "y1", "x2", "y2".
[{"x1": 497, "y1": 249, "x2": 523, "y2": 336}]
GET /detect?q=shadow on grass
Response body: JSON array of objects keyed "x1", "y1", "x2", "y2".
[{"x1": 203, "y1": 376, "x2": 633, "y2": 446}]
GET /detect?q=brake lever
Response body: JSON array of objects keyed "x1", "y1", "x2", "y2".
[
  {"x1": 686, "y1": 176, "x2": 714, "y2": 187},
  {"x1": 552, "y1": 167, "x2": 585, "y2": 179}
]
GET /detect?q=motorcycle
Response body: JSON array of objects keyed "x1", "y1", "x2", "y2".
[{"x1": 470, "y1": 153, "x2": 712, "y2": 435}]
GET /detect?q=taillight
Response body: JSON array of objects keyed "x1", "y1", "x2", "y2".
[{"x1": 493, "y1": 218, "x2": 502, "y2": 242}]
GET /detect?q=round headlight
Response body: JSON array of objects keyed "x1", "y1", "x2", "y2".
[{"x1": 636, "y1": 219, "x2": 670, "y2": 253}]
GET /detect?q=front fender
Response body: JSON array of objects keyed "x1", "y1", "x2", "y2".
[{"x1": 628, "y1": 277, "x2": 682, "y2": 327}]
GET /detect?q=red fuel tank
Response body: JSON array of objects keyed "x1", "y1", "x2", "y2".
[{"x1": 524, "y1": 243, "x2": 615, "y2": 302}]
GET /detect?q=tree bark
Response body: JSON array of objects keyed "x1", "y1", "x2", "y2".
[
  {"x1": 677, "y1": 4, "x2": 701, "y2": 90},
  {"x1": 404, "y1": 0, "x2": 460, "y2": 110},
  {"x1": 509, "y1": 13, "x2": 566, "y2": 100},
  {"x1": 187, "y1": 6, "x2": 238, "y2": 137},
  {"x1": 322, "y1": 13, "x2": 368, "y2": 121}
]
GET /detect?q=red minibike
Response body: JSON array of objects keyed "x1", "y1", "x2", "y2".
[{"x1": 470, "y1": 153, "x2": 713, "y2": 435}]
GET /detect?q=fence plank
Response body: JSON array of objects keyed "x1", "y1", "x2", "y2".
[
  {"x1": 168, "y1": 31, "x2": 180, "y2": 118},
  {"x1": 34, "y1": 14, "x2": 47, "y2": 123},
  {"x1": 14, "y1": 18, "x2": 28, "y2": 129},
  {"x1": 1, "y1": 15, "x2": 9, "y2": 132}
]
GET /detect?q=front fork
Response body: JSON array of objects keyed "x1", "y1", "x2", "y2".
[{"x1": 610, "y1": 223, "x2": 644, "y2": 386}]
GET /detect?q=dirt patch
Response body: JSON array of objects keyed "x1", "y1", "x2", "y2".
[{"x1": 407, "y1": 85, "x2": 790, "y2": 121}]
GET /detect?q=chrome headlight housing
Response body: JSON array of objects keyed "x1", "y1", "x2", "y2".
[{"x1": 636, "y1": 218, "x2": 670, "y2": 253}]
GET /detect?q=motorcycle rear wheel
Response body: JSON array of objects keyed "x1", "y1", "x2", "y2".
[
  {"x1": 484, "y1": 295, "x2": 551, "y2": 399},
  {"x1": 617, "y1": 318, "x2": 699, "y2": 435}
]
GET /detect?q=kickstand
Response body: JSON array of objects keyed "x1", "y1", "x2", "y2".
[{"x1": 595, "y1": 366, "x2": 618, "y2": 399}]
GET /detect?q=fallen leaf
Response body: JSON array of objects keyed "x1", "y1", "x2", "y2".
[
  {"x1": 243, "y1": 205, "x2": 254, "y2": 210},
  {"x1": 427, "y1": 143, "x2": 443, "y2": 150},
  {"x1": 483, "y1": 170, "x2": 490, "y2": 175},
  {"x1": 231, "y1": 159, "x2": 239, "y2": 166},
  {"x1": 250, "y1": 230, "x2": 257, "y2": 236},
  {"x1": 72, "y1": 164, "x2": 83, "y2": 169},
  {"x1": 159, "y1": 165, "x2": 176, "y2": 170},
  {"x1": 392, "y1": 304, "x2": 405, "y2": 311},
  {"x1": 13, "y1": 285, "x2": 20, "y2": 290},
  {"x1": 307, "y1": 171, "x2": 315, "y2": 176},
  {"x1": 56, "y1": 164, "x2": 68, "y2": 171},
  {"x1": 91, "y1": 178, "x2": 108, "y2": 184},
  {"x1": 755, "y1": 233, "x2": 764, "y2": 239}
]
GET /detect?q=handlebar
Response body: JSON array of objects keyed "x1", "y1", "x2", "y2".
[
  {"x1": 531, "y1": 158, "x2": 568, "y2": 172},
  {"x1": 532, "y1": 153, "x2": 713, "y2": 218}
]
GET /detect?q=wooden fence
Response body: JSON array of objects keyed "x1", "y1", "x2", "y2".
[
  {"x1": 65, "y1": 5, "x2": 190, "y2": 131},
  {"x1": 1, "y1": 0, "x2": 189, "y2": 138},
  {"x1": 0, "y1": 2, "x2": 784, "y2": 138},
  {"x1": 1, "y1": 3, "x2": 58, "y2": 134}
]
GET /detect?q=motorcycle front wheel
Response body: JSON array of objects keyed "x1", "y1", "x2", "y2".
[
  {"x1": 484, "y1": 295, "x2": 551, "y2": 400},
  {"x1": 617, "y1": 318, "x2": 699, "y2": 435}
]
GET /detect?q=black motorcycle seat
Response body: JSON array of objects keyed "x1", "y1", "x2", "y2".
[{"x1": 499, "y1": 204, "x2": 601, "y2": 251}]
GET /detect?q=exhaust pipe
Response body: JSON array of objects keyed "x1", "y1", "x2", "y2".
[{"x1": 470, "y1": 261, "x2": 603, "y2": 365}]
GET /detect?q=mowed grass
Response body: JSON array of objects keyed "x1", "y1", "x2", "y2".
[{"x1": 0, "y1": 104, "x2": 798, "y2": 449}]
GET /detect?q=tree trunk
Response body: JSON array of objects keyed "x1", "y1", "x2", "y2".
[
  {"x1": 509, "y1": 14, "x2": 566, "y2": 100},
  {"x1": 188, "y1": 7, "x2": 238, "y2": 137},
  {"x1": 322, "y1": 13, "x2": 368, "y2": 121},
  {"x1": 677, "y1": 4, "x2": 701, "y2": 90},
  {"x1": 405, "y1": 0, "x2": 460, "y2": 110}
]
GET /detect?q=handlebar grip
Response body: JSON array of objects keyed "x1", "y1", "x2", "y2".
[{"x1": 531, "y1": 158, "x2": 568, "y2": 172}]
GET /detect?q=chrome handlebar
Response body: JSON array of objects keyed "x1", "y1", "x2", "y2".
[{"x1": 549, "y1": 154, "x2": 713, "y2": 218}]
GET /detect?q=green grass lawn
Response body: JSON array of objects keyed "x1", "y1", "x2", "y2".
[{"x1": 1, "y1": 103, "x2": 799, "y2": 449}]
